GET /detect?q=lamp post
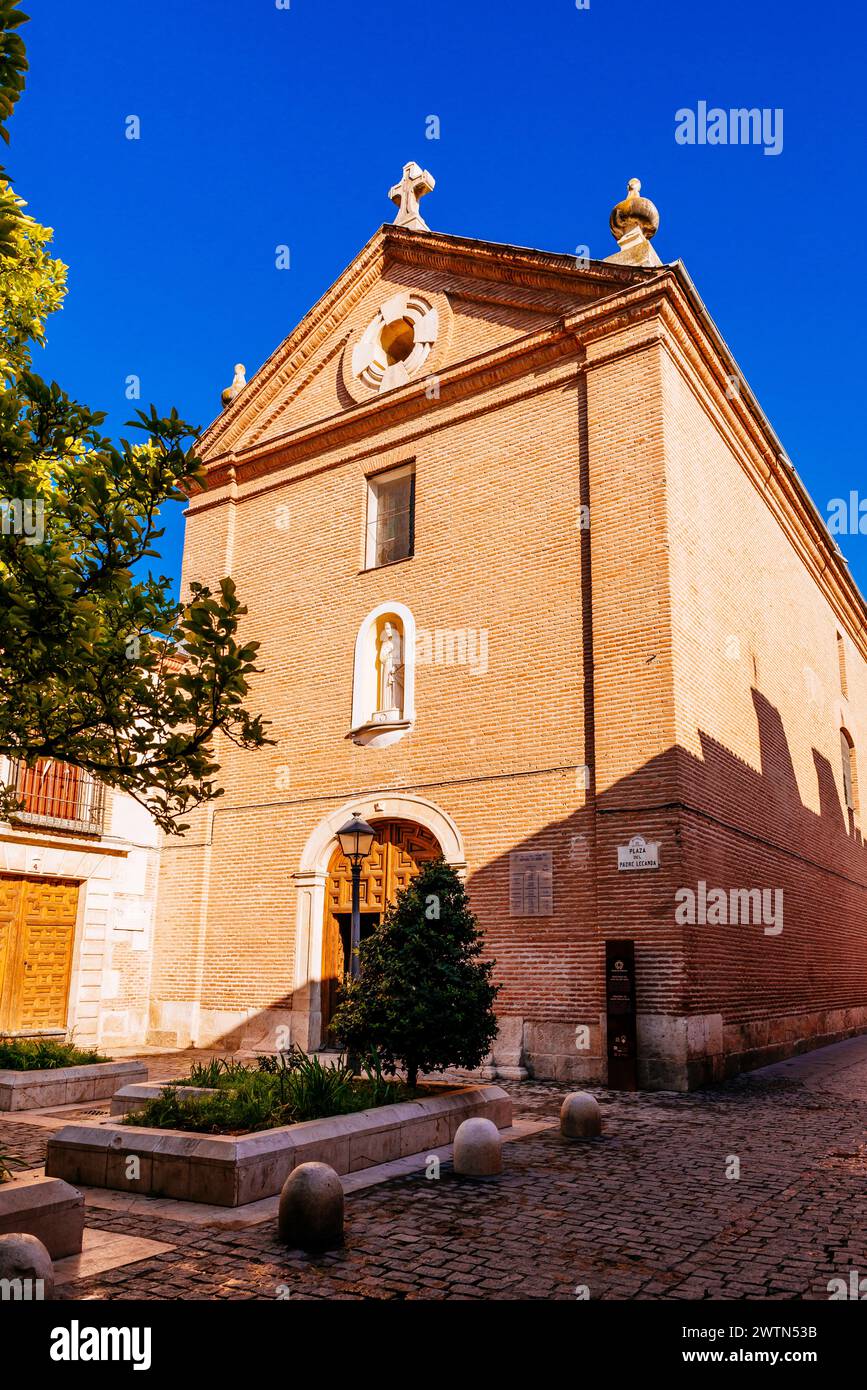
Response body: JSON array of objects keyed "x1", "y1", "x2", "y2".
[
  {"x1": 335, "y1": 812, "x2": 377, "y2": 983},
  {"x1": 335, "y1": 813, "x2": 376, "y2": 1077}
]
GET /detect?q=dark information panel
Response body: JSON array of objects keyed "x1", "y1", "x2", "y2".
[{"x1": 605, "y1": 938, "x2": 637, "y2": 1090}]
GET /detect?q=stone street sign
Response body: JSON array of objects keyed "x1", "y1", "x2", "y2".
[{"x1": 617, "y1": 835, "x2": 660, "y2": 871}]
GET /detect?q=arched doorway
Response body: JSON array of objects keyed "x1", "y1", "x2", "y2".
[{"x1": 320, "y1": 818, "x2": 442, "y2": 1040}]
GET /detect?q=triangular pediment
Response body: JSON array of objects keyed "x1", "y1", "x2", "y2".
[{"x1": 197, "y1": 224, "x2": 655, "y2": 467}]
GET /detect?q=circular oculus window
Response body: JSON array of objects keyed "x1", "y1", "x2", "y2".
[{"x1": 350, "y1": 291, "x2": 440, "y2": 393}]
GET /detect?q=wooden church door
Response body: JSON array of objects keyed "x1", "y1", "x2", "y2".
[{"x1": 320, "y1": 820, "x2": 441, "y2": 1041}]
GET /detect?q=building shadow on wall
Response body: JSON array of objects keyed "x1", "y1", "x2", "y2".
[
  {"x1": 463, "y1": 686, "x2": 867, "y2": 1080},
  {"x1": 194, "y1": 686, "x2": 866, "y2": 1063}
]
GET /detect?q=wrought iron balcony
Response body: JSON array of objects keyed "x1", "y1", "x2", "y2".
[{"x1": 3, "y1": 758, "x2": 106, "y2": 837}]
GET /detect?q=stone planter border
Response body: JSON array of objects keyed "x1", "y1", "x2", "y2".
[
  {"x1": 110, "y1": 1083, "x2": 218, "y2": 1116},
  {"x1": 46, "y1": 1082, "x2": 512, "y2": 1207},
  {"x1": 0, "y1": 1060, "x2": 147, "y2": 1112},
  {"x1": 0, "y1": 1174, "x2": 85, "y2": 1258}
]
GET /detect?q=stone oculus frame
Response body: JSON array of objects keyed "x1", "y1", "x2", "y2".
[{"x1": 341, "y1": 287, "x2": 453, "y2": 403}]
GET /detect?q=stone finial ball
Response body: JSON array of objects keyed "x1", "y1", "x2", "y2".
[
  {"x1": 609, "y1": 177, "x2": 660, "y2": 243},
  {"x1": 453, "y1": 1116, "x2": 502, "y2": 1177},
  {"x1": 278, "y1": 1162, "x2": 344, "y2": 1250},
  {"x1": 560, "y1": 1091, "x2": 603, "y2": 1139},
  {"x1": 0, "y1": 1232, "x2": 54, "y2": 1300}
]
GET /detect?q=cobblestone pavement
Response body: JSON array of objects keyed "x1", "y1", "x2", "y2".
[
  {"x1": 3, "y1": 1041, "x2": 867, "y2": 1300},
  {"x1": 0, "y1": 1120, "x2": 54, "y2": 1170}
]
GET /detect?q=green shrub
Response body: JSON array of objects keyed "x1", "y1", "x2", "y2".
[
  {"x1": 122, "y1": 1052, "x2": 418, "y2": 1134},
  {"x1": 255, "y1": 1046, "x2": 305, "y2": 1076},
  {"x1": 0, "y1": 1037, "x2": 108, "y2": 1071},
  {"x1": 284, "y1": 1052, "x2": 354, "y2": 1117},
  {"x1": 182, "y1": 1056, "x2": 256, "y2": 1088},
  {"x1": 123, "y1": 1076, "x2": 289, "y2": 1135},
  {"x1": 331, "y1": 859, "x2": 499, "y2": 1088},
  {"x1": 181, "y1": 1058, "x2": 223, "y2": 1088}
]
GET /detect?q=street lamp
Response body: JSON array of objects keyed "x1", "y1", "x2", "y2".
[{"x1": 335, "y1": 812, "x2": 376, "y2": 983}]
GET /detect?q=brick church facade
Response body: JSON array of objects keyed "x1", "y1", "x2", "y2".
[{"x1": 145, "y1": 171, "x2": 867, "y2": 1089}]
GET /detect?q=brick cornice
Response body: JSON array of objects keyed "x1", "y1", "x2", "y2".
[
  {"x1": 552, "y1": 267, "x2": 867, "y2": 658},
  {"x1": 190, "y1": 243, "x2": 867, "y2": 656},
  {"x1": 189, "y1": 324, "x2": 582, "y2": 503},
  {"x1": 382, "y1": 225, "x2": 647, "y2": 298},
  {"x1": 195, "y1": 225, "x2": 651, "y2": 471},
  {"x1": 186, "y1": 356, "x2": 582, "y2": 519},
  {"x1": 637, "y1": 272, "x2": 867, "y2": 659}
]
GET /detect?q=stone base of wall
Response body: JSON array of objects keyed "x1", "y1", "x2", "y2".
[
  {"x1": 98, "y1": 1007, "x2": 150, "y2": 1049},
  {"x1": 479, "y1": 1008, "x2": 867, "y2": 1090},
  {"x1": 522, "y1": 1019, "x2": 605, "y2": 1084},
  {"x1": 636, "y1": 1013, "x2": 724, "y2": 1091},
  {"x1": 146, "y1": 1001, "x2": 294, "y2": 1053},
  {"x1": 476, "y1": 1017, "x2": 605, "y2": 1085},
  {"x1": 142, "y1": 1003, "x2": 867, "y2": 1090},
  {"x1": 722, "y1": 1006, "x2": 867, "y2": 1079},
  {"x1": 638, "y1": 1008, "x2": 867, "y2": 1090}
]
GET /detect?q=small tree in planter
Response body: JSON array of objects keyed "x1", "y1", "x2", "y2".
[{"x1": 331, "y1": 859, "x2": 499, "y2": 1089}]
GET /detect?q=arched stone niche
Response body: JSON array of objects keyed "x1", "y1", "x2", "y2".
[{"x1": 349, "y1": 601, "x2": 416, "y2": 748}]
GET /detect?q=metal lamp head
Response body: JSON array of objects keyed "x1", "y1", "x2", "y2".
[{"x1": 336, "y1": 812, "x2": 377, "y2": 866}]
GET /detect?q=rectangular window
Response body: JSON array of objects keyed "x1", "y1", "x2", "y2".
[{"x1": 365, "y1": 465, "x2": 415, "y2": 569}]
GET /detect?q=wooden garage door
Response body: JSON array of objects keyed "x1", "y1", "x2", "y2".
[{"x1": 0, "y1": 875, "x2": 79, "y2": 1034}]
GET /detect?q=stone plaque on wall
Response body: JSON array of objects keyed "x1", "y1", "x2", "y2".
[{"x1": 509, "y1": 850, "x2": 553, "y2": 916}]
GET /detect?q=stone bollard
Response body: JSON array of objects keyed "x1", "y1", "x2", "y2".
[
  {"x1": 453, "y1": 1117, "x2": 502, "y2": 1177},
  {"x1": 278, "y1": 1162, "x2": 344, "y2": 1250},
  {"x1": 560, "y1": 1091, "x2": 602, "y2": 1139},
  {"x1": 0, "y1": 1232, "x2": 54, "y2": 1300}
]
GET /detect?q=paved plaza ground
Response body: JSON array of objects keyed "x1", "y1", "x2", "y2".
[{"x1": 3, "y1": 1037, "x2": 866, "y2": 1301}]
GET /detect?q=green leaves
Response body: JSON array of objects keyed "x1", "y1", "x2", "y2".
[
  {"x1": 0, "y1": 3, "x2": 28, "y2": 147},
  {"x1": 0, "y1": 8, "x2": 31, "y2": 257},
  {"x1": 0, "y1": 374, "x2": 271, "y2": 832},
  {"x1": 331, "y1": 860, "x2": 499, "y2": 1089},
  {"x1": 0, "y1": 3, "x2": 268, "y2": 831}
]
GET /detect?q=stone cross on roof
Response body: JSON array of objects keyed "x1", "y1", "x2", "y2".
[{"x1": 388, "y1": 161, "x2": 435, "y2": 232}]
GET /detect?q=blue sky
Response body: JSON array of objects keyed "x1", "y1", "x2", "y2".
[{"x1": 10, "y1": 0, "x2": 867, "y2": 596}]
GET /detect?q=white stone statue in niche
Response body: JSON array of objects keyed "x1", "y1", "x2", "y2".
[{"x1": 375, "y1": 621, "x2": 404, "y2": 721}]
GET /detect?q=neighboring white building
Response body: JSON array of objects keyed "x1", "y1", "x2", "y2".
[{"x1": 0, "y1": 758, "x2": 160, "y2": 1048}]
